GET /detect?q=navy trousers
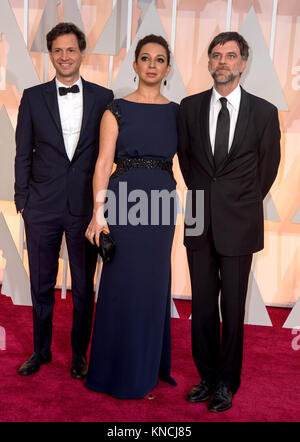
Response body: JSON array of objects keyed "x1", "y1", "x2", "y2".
[{"x1": 23, "y1": 206, "x2": 98, "y2": 356}]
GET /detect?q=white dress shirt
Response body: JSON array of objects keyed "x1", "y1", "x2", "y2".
[
  {"x1": 56, "y1": 77, "x2": 83, "y2": 161},
  {"x1": 209, "y1": 84, "x2": 241, "y2": 154}
]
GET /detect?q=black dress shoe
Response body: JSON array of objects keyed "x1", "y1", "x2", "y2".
[
  {"x1": 18, "y1": 352, "x2": 52, "y2": 376},
  {"x1": 208, "y1": 381, "x2": 233, "y2": 412},
  {"x1": 71, "y1": 354, "x2": 88, "y2": 380},
  {"x1": 186, "y1": 379, "x2": 215, "y2": 403}
]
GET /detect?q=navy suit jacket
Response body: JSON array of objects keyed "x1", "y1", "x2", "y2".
[
  {"x1": 14, "y1": 77, "x2": 113, "y2": 216},
  {"x1": 178, "y1": 87, "x2": 281, "y2": 256}
]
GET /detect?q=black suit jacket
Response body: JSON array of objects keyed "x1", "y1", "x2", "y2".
[
  {"x1": 178, "y1": 87, "x2": 281, "y2": 256},
  {"x1": 14, "y1": 78, "x2": 113, "y2": 217}
]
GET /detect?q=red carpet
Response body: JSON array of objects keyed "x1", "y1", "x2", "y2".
[{"x1": 0, "y1": 290, "x2": 299, "y2": 423}]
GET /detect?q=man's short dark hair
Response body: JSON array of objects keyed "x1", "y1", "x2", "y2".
[
  {"x1": 208, "y1": 32, "x2": 249, "y2": 60},
  {"x1": 46, "y1": 22, "x2": 86, "y2": 52}
]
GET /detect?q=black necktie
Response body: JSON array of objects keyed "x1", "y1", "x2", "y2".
[
  {"x1": 214, "y1": 97, "x2": 230, "y2": 169},
  {"x1": 58, "y1": 84, "x2": 80, "y2": 96}
]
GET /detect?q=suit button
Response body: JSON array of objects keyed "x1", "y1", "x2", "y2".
[{"x1": 212, "y1": 177, "x2": 217, "y2": 182}]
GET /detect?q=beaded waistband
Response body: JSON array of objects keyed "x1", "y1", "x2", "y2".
[{"x1": 111, "y1": 157, "x2": 174, "y2": 179}]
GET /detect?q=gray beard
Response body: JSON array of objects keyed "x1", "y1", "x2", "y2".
[{"x1": 210, "y1": 69, "x2": 239, "y2": 85}]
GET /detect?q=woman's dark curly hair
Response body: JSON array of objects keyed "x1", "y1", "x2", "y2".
[{"x1": 135, "y1": 34, "x2": 171, "y2": 65}]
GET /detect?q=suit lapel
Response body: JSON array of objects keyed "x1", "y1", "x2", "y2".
[
  {"x1": 43, "y1": 79, "x2": 64, "y2": 139},
  {"x1": 200, "y1": 89, "x2": 214, "y2": 169},
  {"x1": 78, "y1": 78, "x2": 95, "y2": 144}
]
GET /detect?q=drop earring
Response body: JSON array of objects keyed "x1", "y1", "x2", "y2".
[
  {"x1": 134, "y1": 75, "x2": 137, "y2": 83},
  {"x1": 164, "y1": 78, "x2": 167, "y2": 86}
]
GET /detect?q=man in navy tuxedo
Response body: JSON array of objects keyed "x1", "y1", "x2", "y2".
[
  {"x1": 178, "y1": 32, "x2": 281, "y2": 411},
  {"x1": 15, "y1": 23, "x2": 113, "y2": 379}
]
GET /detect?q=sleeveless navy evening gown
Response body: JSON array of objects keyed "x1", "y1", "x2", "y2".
[{"x1": 85, "y1": 99, "x2": 178, "y2": 399}]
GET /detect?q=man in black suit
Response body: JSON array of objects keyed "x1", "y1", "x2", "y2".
[
  {"x1": 178, "y1": 32, "x2": 280, "y2": 412},
  {"x1": 15, "y1": 23, "x2": 113, "y2": 379}
]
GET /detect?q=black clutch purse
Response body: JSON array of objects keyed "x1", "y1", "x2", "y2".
[{"x1": 94, "y1": 231, "x2": 116, "y2": 263}]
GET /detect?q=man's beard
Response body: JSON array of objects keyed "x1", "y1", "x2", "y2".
[{"x1": 210, "y1": 67, "x2": 239, "y2": 85}]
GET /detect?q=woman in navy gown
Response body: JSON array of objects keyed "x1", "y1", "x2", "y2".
[{"x1": 85, "y1": 34, "x2": 178, "y2": 399}]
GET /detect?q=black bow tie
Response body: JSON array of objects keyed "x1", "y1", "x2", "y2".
[{"x1": 58, "y1": 84, "x2": 80, "y2": 96}]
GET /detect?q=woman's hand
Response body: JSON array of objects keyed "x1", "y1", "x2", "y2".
[
  {"x1": 85, "y1": 210, "x2": 109, "y2": 246},
  {"x1": 85, "y1": 109, "x2": 118, "y2": 246}
]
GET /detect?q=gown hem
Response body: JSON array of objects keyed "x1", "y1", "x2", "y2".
[{"x1": 84, "y1": 380, "x2": 158, "y2": 400}]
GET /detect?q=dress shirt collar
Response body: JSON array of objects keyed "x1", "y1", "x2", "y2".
[{"x1": 211, "y1": 84, "x2": 241, "y2": 110}]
